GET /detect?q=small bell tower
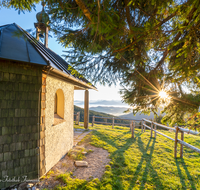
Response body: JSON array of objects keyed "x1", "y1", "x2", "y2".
[{"x1": 34, "y1": 2, "x2": 49, "y2": 48}]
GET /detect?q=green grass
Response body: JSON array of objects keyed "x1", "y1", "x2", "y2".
[{"x1": 53, "y1": 124, "x2": 200, "y2": 190}]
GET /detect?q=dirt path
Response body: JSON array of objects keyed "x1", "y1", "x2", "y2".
[{"x1": 37, "y1": 134, "x2": 110, "y2": 189}]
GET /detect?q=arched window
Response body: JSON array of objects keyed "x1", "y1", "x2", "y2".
[{"x1": 54, "y1": 89, "x2": 64, "y2": 119}]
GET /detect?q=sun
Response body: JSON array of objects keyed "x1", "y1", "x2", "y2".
[{"x1": 159, "y1": 90, "x2": 168, "y2": 100}]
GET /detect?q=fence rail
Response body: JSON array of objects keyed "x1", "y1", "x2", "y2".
[
  {"x1": 92, "y1": 115, "x2": 141, "y2": 131},
  {"x1": 141, "y1": 118, "x2": 199, "y2": 158}
]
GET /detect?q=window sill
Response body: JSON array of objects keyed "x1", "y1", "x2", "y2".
[{"x1": 53, "y1": 114, "x2": 65, "y2": 126}]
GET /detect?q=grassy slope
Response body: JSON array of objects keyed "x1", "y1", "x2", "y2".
[{"x1": 55, "y1": 124, "x2": 200, "y2": 190}]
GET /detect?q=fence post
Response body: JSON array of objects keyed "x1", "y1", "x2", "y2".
[
  {"x1": 174, "y1": 126, "x2": 179, "y2": 158},
  {"x1": 75, "y1": 112, "x2": 79, "y2": 125},
  {"x1": 75, "y1": 113, "x2": 78, "y2": 125},
  {"x1": 130, "y1": 120, "x2": 132, "y2": 131},
  {"x1": 180, "y1": 131, "x2": 184, "y2": 158},
  {"x1": 151, "y1": 122, "x2": 153, "y2": 138},
  {"x1": 144, "y1": 121, "x2": 146, "y2": 132},
  {"x1": 131, "y1": 121, "x2": 135, "y2": 138},
  {"x1": 112, "y1": 117, "x2": 114, "y2": 129},
  {"x1": 141, "y1": 120, "x2": 143, "y2": 132},
  {"x1": 154, "y1": 122, "x2": 157, "y2": 138},
  {"x1": 78, "y1": 112, "x2": 80, "y2": 125},
  {"x1": 92, "y1": 115, "x2": 95, "y2": 127}
]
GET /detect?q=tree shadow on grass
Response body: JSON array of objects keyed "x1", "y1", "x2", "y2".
[
  {"x1": 107, "y1": 133, "x2": 162, "y2": 190},
  {"x1": 128, "y1": 137, "x2": 164, "y2": 190},
  {"x1": 175, "y1": 158, "x2": 197, "y2": 190},
  {"x1": 92, "y1": 129, "x2": 163, "y2": 189},
  {"x1": 93, "y1": 129, "x2": 142, "y2": 189},
  {"x1": 93, "y1": 128, "x2": 198, "y2": 190},
  {"x1": 110, "y1": 137, "x2": 139, "y2": 189},
  {"x1": 92, "y1": 128, "x2": 140, "y2": 149}
]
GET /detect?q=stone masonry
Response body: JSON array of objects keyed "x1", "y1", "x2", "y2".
[
  {"x1": 39, "y1": 73, "x2": 46, "y2": 176},
  {"x1": 45, "y1": 75, "x2": 74, "y2": 172}
]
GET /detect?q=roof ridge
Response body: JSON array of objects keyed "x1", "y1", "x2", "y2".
[
  {"x1": 15, "y1": 24, "x2": 73, "y2": 74},
  {"x1": 0, "y1": 23, "x2": 11, "y2": 28}
]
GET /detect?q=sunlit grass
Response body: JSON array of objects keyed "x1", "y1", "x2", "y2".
[{"x1": 51, "y1": 124, "x2": 200, "y2": 190}]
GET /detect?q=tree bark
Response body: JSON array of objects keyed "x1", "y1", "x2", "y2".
[{"x1": 75, "y1": 0, "x2": 92, "y2": 21}]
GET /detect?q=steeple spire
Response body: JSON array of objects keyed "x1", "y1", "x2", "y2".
[{"x1": 34, "y1": 1, "x2": 49, "y2": 48}]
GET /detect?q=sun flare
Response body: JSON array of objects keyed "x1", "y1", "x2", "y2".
[{"x1": 159, "y1": 90, "x2": 168, "y2": 99}]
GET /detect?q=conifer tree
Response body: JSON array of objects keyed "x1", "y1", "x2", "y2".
[{"x1": 2, "y1": 0, "x2": 200, "y2": 127}]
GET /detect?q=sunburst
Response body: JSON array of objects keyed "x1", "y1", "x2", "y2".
[
  {"x1": 159, "y1": 90, "x2": 168, "y2": 99},
  {"x1": 132, "y1": 69, "x2": 197, "y2": 108}
]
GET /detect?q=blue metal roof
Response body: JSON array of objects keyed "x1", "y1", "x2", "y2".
[
  {"x1": 0, "y1": 24, "x2": 48, "y2": 65},
  {"x1": 0, "y1": 23, "x2": 96, "y2": 89}
]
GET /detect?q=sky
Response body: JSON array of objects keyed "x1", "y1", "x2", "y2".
[{"x1": 0, "y1": 4, "x2": 127, "y2": 107}]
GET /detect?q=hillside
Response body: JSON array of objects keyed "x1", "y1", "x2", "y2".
[
  {"x1": 74, "y1": 105, "x2": 130, "y2": 124},
  {"x1": 74, "y1": 105, "x2": 115, "y2": 122}
]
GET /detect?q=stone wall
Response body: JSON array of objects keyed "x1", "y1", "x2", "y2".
[
  {"x1": 0, "y1": 60, "x2": 43, "y2": 188},
  {"x1": 45, "y1": 75, "x2": 74, "y2": 172},
  {"x1": 39, "y1": 73, "x2": 46, "y2": 176}
]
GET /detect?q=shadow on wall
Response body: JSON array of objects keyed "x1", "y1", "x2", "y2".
[{"x1": 55, "y1": 89, "x2": 64, "y2": 119}]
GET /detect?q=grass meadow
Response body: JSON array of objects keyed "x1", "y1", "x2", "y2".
[{"x1": 51, "y1": 124, "x2": 200, "y2": 190}]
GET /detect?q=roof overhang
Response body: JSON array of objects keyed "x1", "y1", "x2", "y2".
[{"x1": 46, "y1": 67, "x2": 97, "y2": 91}]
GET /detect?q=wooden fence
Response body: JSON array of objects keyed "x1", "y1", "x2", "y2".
[
  {"x1": 92, "y1": 115, "x2": 141, "y2": 130},
  {"x1": 141, "y1": 118, "x2": 200, "y2": 158},
  {"x1": 74, "y1": 113, "x2": 200, "y2": 158}
]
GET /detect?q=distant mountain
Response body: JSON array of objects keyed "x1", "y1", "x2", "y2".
[
  {"x1": 120, "y1": 108, "x2": 164, "y2": 120},
  {"x1": 120, "y1": 112, "x2": 155, "y2": 120},
  {"x1": 74, "y1": 100, "x2": 128, "y2": 107},
  {"x1": 74, "y1": 105, "x2": 130, "y2": 124},
  {"x1": 74, "y1": 105, "x2": 163, "y2": 124},
  {"x1": 89, "y1": 106, "x2": 128, "y2": 116},
  {"x1": 88, "y1": 106, "x2": 163, "y2": 120}
]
